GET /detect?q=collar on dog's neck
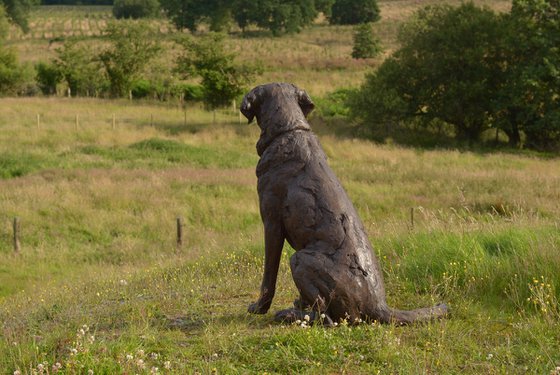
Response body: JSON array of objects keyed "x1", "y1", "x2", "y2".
[{"x1": 256, "y1": 122, "x2": 311, "y2": 156}]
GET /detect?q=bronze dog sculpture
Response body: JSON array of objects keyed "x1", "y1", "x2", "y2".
[{"x1": 241, "y1": 83, "x2": 447, "y2": 325}]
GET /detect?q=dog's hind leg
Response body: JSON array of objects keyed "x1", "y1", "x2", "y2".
[{"x1": 273, "y1": 248, "x2": 341, "y2": 325}]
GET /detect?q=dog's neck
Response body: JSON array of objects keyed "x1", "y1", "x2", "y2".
[{"x1": 256, "y1": 118, "x2": 311, "y2": 156}]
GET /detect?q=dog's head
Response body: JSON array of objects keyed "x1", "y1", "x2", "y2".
[{"x1": 240, "y1": 83, "x2": 315, "y2": 125}]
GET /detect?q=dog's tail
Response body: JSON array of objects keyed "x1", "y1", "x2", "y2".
[{"x1": 380, "y1": 303, "x2": 448, "y2": 325}]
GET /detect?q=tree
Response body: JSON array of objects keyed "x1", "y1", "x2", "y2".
[
  {"x1": 329, "y1": 0, "x2": 380, "y2": 25},
  {"x1": 1, "y1": 0, "x2": 38, "y2": 32},
  {"x1": 496, "y1": 0, "x2": 560, "y2": 150},
  {"x1": 176, "y1": 32, "x2": 261, "y2": 110},
  {"x1": 351, "y1": 3, "x2": 505, "y2": 144},
  {"x1": 351, "y1": 22, "x2": 382, "y2": 59},
  {"x1": 54, "y1": 40, "x2": 105, "y2": 96},
  {"x1": 232, "y1": 0, "x2": 318, "y2": 35},
  {"x1": 159, "y1": 0, "x2": 204, "y2": 32},
  {"x1": 232, "y1": 0, "x2": 257, "y2": 32},
  {"x1": 113, "y1": 0, "x2": 159, "y2": 19},
  {"x1": 0, "y1": 6, "x2": 25, "y2": 95},
  {"x1": 99, "y1": 21, "x2": 161, "y2": 97}
]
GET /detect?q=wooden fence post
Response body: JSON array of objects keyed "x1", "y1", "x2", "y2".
[
  {"x1": 176, "y1": 217, "x2": 183, "y2": 249},
  {"x1": 13, "y1": 217, "x2": 21, "y2": 253},
  {"x1": 410, "y1": 207, "x2": 414, "y2": 230}
]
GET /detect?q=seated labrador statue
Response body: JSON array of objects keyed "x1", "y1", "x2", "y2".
[{"x1": 241, "y1": 83, "x2": 447, "y2": 325}]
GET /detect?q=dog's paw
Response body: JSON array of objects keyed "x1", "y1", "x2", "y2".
[{"x1": 248, "y1": 302, "x2": 269, "y2": 314}]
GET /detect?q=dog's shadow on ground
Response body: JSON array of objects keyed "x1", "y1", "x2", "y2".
[{"x1": 164, "y1": 311, "x2": 275, "y2": 333}]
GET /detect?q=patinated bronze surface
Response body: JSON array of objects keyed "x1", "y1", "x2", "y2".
[{"x1": 241, "y1": 83, "x2": 447, "y2": 325}]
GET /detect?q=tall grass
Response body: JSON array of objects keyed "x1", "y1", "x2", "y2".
[{"x1": 0, "y1": 97, "x2": 559, "y2": 373}]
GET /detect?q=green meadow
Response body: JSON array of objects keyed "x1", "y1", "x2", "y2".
[{"x1": 1, "y1": 1, "x2": 560, "y2": 373}]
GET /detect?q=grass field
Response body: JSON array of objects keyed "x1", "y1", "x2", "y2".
[
  {"x1": 2, "y1": 0, "x2": 559, "y2": 373},
  {"x1": 1, "y1": 97, "x2": 559, "y2": 374}
]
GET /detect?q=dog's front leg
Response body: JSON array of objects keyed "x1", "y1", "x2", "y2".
[{"x1": 248, "y1": 221, "x2": 285, "y2": 314}]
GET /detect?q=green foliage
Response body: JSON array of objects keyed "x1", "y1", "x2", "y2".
[
  {"x1": 0, "y1": 5, "x2": 26, "y2": 95},
  {"x1": 248, "y1": 0, "x2": 319, "y2": 35},
  {"x1": 329, "y1": 0, "x2": 380, "y2": 25},
  {"x1": 0, "y1": 45, "x2": 25, "y2": 96},
  {"x1": 1, "y1": 0, "x2": 38, "y2": 32},
  {"x1": 160, "y1": 0, "x2": 319, "y2": 35},
  {"x1": 173, "y1": 82, "x2": 204, "y2": 101},
  {"x1": 112, "y1": 0, "x2": 159, "y2": 19},
  {"x1": 314, "y1": 88, "x2": 354, "y2": 117},
  {"x1": 0, "y1": 4, "x2": 9, "y2": 39},
  {"x1": 0, "y1": 151, "x2": 46, "y2": 177},
  {"x1": 497, "y1": 0, "x2": 560, "y2": 150},
  {"x1": 35, "y1": 61, "x2": 61, "y2": 95},
  {"x1": 54, "y1": 40, "x2": 105, "y2": 97},
  {"x1": 159, "y1": 0, "x2": 203, "y2": 31},
  {"x1": 351, "y1": 3, "x2": 506, "y2": 145},
  {"x1": 350, "y1": 1, "x2": 559, "y2": 150},
  {"x1": 99, "y1": 21, "x2": 161, "y2": 97},
  {"x1": 351, "y1": 22, "x2": 382, "y2": 59},
  {"x1": 159, "y1": 0, "x2": 233, "y2": 32},
  {"x1": 176, "y1": 32, "x2": 261, "y2": 109}
]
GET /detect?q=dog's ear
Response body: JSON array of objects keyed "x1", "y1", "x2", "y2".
[
  {"x1": 240, "y1": 90, "x2": 258, "y2": 124},
  {"x1": 297, "y1": 89, "x2": 315, "y2": 118}
]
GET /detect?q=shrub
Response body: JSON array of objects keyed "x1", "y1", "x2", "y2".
[
  {"x1": 130, "y1": 78, "x2": 152, "y2": 98},
  {"x1": 35, "y1": 61, "x2": 61, "y2": 95},
  {"x1": 351, "y1": 23, "x2": 382, "y2": 59},
  {"x1": 172, "y1": 83, "x2": 204, "y2": 102},
  {"x1": 0, "y1": 45, "x2": 25, "y2": 96},
  {"x1": 314, "y1": 88, "x2": 354, "y2": 118},
  {"x1": 176, "y1": 33, "x2": 261, "y2": 109}
]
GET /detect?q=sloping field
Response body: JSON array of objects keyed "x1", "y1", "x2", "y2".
[{"x1": 0, "y1": 98, "x2": 559, "y2": 373}]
